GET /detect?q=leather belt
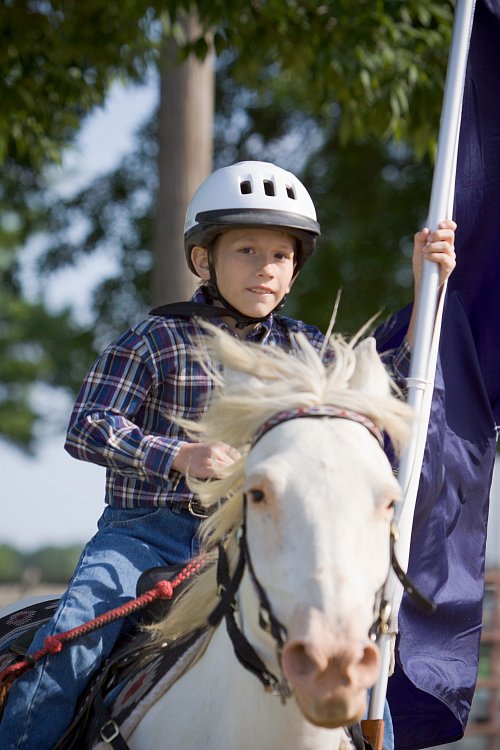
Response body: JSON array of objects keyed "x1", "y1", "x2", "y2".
[{"x1": 169, "y1": 498, "x2": 210, "y2": 518}]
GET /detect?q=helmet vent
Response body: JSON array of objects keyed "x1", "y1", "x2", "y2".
[
  {"x1": 240, "y1": 180, "x2": 252, "y2": 194},
  {"x1": 286, "y1": 185, "x2": 296, "y2": 199},
  {"x1": 263, "y1": 179, "x2": 275, "y2": 196}
]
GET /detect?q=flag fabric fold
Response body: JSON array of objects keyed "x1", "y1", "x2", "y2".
[{"x1": 376, "y1": 1, "x2": 500, "y2": 746}]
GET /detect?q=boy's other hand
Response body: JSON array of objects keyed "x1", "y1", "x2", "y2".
[
  {"x1": 172, "y1": 441, "x2": 241, "y2": 479},
  {"x1": 413, "y1": 219, "x2": 457, "y2": 292}
]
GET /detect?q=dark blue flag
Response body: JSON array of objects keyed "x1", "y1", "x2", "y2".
[{"x1": 376, "y1": 1, "x2": 500, "y2": 747}]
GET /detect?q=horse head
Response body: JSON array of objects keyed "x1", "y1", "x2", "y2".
[
  {"x1": 243, "y1": 336, "x2": 407, "y2": 728},
  {"x1": 151, "y1": 328, "x2": 412, "y2": 736}
]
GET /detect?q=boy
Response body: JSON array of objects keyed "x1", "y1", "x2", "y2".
[{"x1": 0, "y1": 161, "x2": 456, "y2": 749}]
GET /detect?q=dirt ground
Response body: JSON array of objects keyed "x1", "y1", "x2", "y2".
[{"x1": 0, "y1": 583, "x2": 65, "y2": 610}]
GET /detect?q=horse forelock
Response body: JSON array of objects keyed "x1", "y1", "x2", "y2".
[
  {"x1": 148, "y1": 325, "x2": 412, "y2": 644},
  {"x1": 190, "y1": 324, "x2": 410, "y2": 452}
]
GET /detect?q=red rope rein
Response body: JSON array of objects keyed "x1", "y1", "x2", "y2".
[{"x1": 0, "y1": 556, "x2": 208, "y2": 703}]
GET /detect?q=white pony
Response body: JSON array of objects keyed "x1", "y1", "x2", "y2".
[{"x1": 103, "y1": 328, "x2": 412, "y2": 750}]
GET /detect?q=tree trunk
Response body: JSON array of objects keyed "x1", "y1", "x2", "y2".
[{"x1": 152, "y1": 16, "x2": 215, "y2": 306}]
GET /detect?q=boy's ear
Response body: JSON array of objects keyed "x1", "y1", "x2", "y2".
[{"x1": 191, "y1": 246, "x2": 211, "y2": 280}]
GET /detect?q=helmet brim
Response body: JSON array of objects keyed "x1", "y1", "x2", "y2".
[{"x1": 185, "y1": 208, "x2": 320, "y2": 275}]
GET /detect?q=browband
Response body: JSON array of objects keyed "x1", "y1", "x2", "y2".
[{"x1": 251, "y1": 405, "x2": 384, "y2": 448}]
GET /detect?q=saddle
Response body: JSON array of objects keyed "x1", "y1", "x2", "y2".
[
  {"x1": 55, "y1": 626, "x2": 209, "y2": 749},
  {"x1": 55, "y1": 564, "x2": 207, "y2": 749}
]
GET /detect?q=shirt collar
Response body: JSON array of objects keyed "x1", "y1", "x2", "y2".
[{"x1": 191, "y1": 286, "x2": 274, "y2": 342}]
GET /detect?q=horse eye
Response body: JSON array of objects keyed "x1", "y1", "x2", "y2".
[{"x1": 247, "y1": 489, "x2": 266, "y2": 504}]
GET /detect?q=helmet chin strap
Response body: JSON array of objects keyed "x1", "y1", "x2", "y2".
[{"x1": 206, "y1": 265, "x2": 287, "y2": 330}]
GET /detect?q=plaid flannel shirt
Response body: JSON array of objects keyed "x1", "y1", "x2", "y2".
[{"x1": 65, "y1": 288, "x2": 410, "y2": 509}]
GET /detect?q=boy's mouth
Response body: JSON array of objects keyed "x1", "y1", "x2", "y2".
[{"x1": 247, "y1": 286, "x2": 275, "y2": 295}]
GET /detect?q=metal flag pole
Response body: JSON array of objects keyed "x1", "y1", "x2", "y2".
[{"x1": 369, "y1": 0, "x2": 477, "y2": 724}]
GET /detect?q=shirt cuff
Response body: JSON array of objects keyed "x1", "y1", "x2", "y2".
[
  {"x1": 142, "y1": 436, "x2": 184, "y2": 480},
  {"x1": 393, "y1": 337, "x2": 411, "y2": 382}
]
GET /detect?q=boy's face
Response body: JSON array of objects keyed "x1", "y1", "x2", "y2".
[{"x1": 192, "y1": 228, "x2": 296, "y2": 321}]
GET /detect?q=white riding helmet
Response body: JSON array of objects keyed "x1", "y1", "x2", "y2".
[{"x1": 184, "y1": 161, "x2": 320, "y2": 275}]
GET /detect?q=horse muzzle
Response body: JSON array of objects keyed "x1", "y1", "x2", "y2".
[{"x1": 281, "y1": 630, "x2": 381, "y2": 728}]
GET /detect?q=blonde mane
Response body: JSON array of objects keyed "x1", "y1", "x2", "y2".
[{"x1": 149, "y1": 325, "x2": 412, "y2": 643}]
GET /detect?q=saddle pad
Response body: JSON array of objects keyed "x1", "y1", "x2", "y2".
[
  {"x1": 0, "y1": 597, "x2": 60, "y2": 672},
  {"x1": 88, "y1": 628, "x2": 212, "y2": 749}
]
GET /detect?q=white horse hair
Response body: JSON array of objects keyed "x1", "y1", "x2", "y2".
[{"x1": 122, "y1": 326, "x2": 412, "y2": 750}]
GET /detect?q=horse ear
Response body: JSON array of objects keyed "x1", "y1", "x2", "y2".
[{"x1": 349, "y1": 337, "x2": 392, "y2": 396}]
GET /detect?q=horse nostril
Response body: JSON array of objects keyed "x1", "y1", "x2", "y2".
[
  {"x1": 354, "y1": 642, "x2": 381, "y2": 686},
  {"x1": 282, "y1": 642, "x2": 319, "y2": 678}
]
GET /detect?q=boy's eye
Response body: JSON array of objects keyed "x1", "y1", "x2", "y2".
[{"x1": 238, "y1": 246, "x2": 254, "y2": 254}]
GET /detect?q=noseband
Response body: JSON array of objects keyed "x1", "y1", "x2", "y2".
[{"x1": 208, "y1": 405, "x2": 435, "y2": 707}]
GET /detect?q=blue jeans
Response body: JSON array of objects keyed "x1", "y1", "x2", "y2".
[
  {"x1": 0, "y1": 505, "x2": 200, "y2": 750},
  {"x1": 382, "y1": 699, "x2": 395, "y2": 750}
]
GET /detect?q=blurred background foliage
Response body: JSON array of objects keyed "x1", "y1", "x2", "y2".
[
  {"x1": 0, "y1": 543, "x2": 82, "y2": 583},
  {"x1": 1, "y1": 0, "x2": 453, "y2": 450}
]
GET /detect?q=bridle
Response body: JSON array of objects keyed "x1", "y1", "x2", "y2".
[
  {"x1": 207, "y1": 405, "x2": 436, "y2": 704},
  {"x1": 208, "y1": 514, "x2": 291, "y2": 701},
  {"x1": 251, "y1": 404, "x2": 385, "y2": 448}
]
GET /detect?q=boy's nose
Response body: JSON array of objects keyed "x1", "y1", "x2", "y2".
[{"x1": 256, "y1": 258, "x2": 275, "y2": 276}]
